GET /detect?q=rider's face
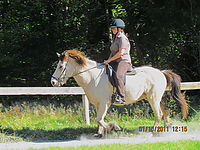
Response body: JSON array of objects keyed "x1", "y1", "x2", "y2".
[{"x1": 111, "y1": 27, "x2": 118, "y2": 35}]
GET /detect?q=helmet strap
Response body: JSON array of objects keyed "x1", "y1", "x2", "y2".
[{"x1": 115, "y1": 28, "x2": 122, "y2": 36}]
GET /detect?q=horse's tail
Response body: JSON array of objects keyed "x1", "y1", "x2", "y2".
[{"x1": 162, "y1": 70, "x2": 188, "y2": 119}]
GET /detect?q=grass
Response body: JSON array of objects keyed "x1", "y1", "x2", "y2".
[
  {"x1": 27, "y1": 140, "x2": 200, "y2": 150},
  {"x1": 0, "y1": 100, "x2": 199, "y2": 143},
  {"x1": 0, "y1": 102, "x2": 98, "y2": 142}
]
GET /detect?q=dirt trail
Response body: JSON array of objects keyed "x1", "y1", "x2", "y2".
[{"x1": 0, "y1": 132, "x2": 199, "y2": 150}]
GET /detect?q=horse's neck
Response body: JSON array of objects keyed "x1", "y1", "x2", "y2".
[{"x1": 73, "y1": 59, "x2": 103, "y2": 88}]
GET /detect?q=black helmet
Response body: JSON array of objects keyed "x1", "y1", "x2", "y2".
[{"x1": 110, "y1": 19, "x2": 125, "y2": 29}]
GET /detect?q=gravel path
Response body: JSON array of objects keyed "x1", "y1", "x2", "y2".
[{"x1": 0, "y1": 132, "x2": 200, "y2": 150}]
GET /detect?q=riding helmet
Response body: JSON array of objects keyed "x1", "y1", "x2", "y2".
[{"x1": 110, "y1": 19, "x2": 125, "y2": 29}]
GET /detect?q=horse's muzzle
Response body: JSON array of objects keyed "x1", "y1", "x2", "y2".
[{"x1": 51, "y1": 77, "x2": 61, "y2": 87}]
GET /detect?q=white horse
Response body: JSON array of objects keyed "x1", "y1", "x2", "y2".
[{"x1": 51, "y1": 49, "x2": 188, "y2": 137}]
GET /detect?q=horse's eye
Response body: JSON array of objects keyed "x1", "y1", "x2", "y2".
[{"x1": 59, "y1": 65, "x2": 63, "y2": 69}]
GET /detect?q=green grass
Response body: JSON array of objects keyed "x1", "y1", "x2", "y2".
[
  {"x1": 0, "y1": 102, "x2": 98, "y2": 142},
  {"x1": 27, "y1": 140, "x2": 200, "y2": 150},
  {"x1": 0, "y1": 101, "x2": 199, "y2": 143}
]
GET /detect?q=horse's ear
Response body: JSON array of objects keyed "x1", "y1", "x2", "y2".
[
  {"x1": 64, "y1": 51, "x2": 69, "y2": 57},
  {"x1": 56, "y1": 52, "x2": 60, "y2": 58}
]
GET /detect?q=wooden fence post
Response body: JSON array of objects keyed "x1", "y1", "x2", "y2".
[{"x1": 82, "y1": 94, "x2": 90, "y2": 126}]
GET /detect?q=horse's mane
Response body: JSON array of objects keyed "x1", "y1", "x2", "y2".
[{"x1": 59, "y1": 49, "x2": 87, "y2": 67}]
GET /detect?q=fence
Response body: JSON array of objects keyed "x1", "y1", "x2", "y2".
[{"x1": 0, "y1": 82, "x2": 200, "y2": 125}]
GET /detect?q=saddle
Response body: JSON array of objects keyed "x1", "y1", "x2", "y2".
[{"x1": 105, "y1": 64, "x2": 137, "y2": 87}]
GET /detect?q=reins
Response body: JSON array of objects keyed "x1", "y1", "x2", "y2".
[
  {"x1": 52, "y1": 62, "x2": 104, "y2": 82},
  {"x1": 69, "y1": 63, "x2": 116, "y2": 78},
  {"x1": 69, "y1": 63, "x2": 105, "y2": 78}
]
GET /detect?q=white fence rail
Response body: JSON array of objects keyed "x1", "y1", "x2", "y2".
[
  {"x1": 166, "y1": 82, "x2": 200, "y2": 91},
  {"x1": 0, "y1": 82, "x2": 200, "y2": 125}
]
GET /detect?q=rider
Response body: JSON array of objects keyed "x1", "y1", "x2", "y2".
[{"x1": 104, "y1": 19, "x2": 132, "y2": 104}]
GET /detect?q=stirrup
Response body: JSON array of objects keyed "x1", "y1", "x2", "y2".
[
  {"x1": 111, "y1": 93, "x2": 125, "y2": 104},
  {"x1": 114, "y1": 98, "x2": 125, "y2": 104}
]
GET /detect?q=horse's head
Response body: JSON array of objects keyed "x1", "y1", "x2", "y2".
[{"x1": 51, "y1": 49, "x2": 86, "y2": 87}]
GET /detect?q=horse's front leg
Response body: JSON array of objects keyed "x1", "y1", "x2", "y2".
[
  {"x1": 95, "y1": 102, "x2": 121, "y2": 137},
  {"x1": 93, "y1": 125, "x2": 104, "y2": 138}
]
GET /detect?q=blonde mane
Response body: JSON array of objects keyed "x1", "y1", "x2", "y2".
[{"x1": 60, "y1": 49, "x2": 87, "y2": 67}]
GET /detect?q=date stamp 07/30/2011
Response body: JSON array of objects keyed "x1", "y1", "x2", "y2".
[{"x1": 139, "y1": 126, "x2": 188, "y2": 132}]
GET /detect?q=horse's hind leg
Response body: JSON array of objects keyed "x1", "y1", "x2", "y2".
[
  {"x1": 149, "y1": 99, "x2": 163, "y2": 128},
  {"x1": 160, "y1": 101, "x2": 172, "y2": 127},
  {"x1": 147, "y1": 91, "x2": 163, "y2": 131}
]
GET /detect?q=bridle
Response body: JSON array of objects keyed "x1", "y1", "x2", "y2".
[
  {"x1": 52, "y1": 59, "x2": 104, "y2": 83},
  {"x1": 51, "y1": 59, "x2": 70, "y2": 83}
]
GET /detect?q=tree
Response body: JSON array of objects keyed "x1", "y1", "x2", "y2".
[
  {"x1": 0, "y1": 0, "x2": 200, "y2": 88},
  {"x1": 111, "y1": 0, "x2": 200, "y2": 81}
]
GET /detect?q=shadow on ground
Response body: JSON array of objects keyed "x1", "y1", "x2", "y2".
[{"x1": 0, "y1": 126, "x2": 139, "y2": 142}]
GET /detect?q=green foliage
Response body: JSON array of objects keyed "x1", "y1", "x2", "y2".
[
  {"x1": 113, "y1": 0, "x2": 200, "y2": 81},
  {"x1": 1, "y1": 0, "x2": 200, "y2": 87},
  {"x1": 0, "y1": 0, "x2": 110, "y2": 87},
  {"x1": 0, "y1": 0, "x2": 200, "y2": 106}
]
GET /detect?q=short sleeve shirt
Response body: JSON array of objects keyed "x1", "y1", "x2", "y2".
[{"x1": 110, "y1": 32, "x2": 131, "y2": 63}]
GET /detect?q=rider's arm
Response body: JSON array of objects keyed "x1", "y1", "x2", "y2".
[{"x1": 104, "y1": 48, "x2": 125, "y2": 65}]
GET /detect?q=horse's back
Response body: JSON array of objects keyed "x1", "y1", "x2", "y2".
[
  {"x1": 128, "y1": 66, "x2": 166, "y2": 85},
  {"x1": 125, "y1": 66, "x2": 167, "y2": 104}
]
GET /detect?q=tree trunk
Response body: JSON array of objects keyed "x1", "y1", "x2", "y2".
[
  {"x1": 127, "y1": 17, "x2": 145, "y2": 65},
  {"x1": 125, "y1": 7, "x2": 145, "y2": 66}
]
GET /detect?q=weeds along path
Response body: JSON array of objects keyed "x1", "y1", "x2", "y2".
[{"x1": 0, "y1": 131, "x2": 200, "y2": 150}]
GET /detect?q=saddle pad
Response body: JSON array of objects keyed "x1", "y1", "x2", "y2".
[{"x1": 126, "y1": 69, "x2": 137, "y2": 75}]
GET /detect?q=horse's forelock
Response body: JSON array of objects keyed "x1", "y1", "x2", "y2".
[{"x1": 60, "y1": 49, "x2": 87, "y2": 67}]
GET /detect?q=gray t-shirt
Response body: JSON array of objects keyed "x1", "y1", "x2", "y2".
[{"x1": 110, "y1": 32, "x2": 131, "y2": 63}]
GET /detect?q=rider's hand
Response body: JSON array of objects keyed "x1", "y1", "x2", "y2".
[{"x1": 103, "y1": 60, "x2": 110, "y2": 65}]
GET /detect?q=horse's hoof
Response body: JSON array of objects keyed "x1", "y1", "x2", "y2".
[
  {"x1": 113, "y1": 124, "x2": 121, "y2": 131},
  {"x1": 108, "y1": 123, "x2": 121, "y2": 131},
  {"x1": 93, "y1": 133, "x2": 103, "y2": 138}
]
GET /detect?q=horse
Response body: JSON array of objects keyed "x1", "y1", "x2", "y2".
[{"x1": 51, "y1": 49, "x2": 188, "y2": 137}]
